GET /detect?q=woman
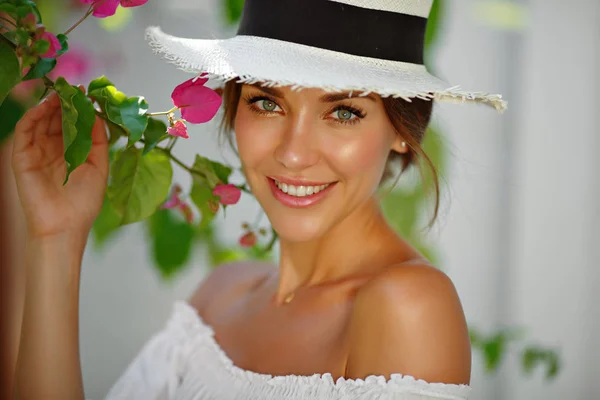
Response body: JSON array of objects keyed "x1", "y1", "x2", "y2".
[{"x1": 12, "y1": 0, "x2": 505, "y2": 399}]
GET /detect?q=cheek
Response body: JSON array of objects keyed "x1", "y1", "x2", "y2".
[
  {"x1": 324, "y1": 129, "x2": 391, "y2": 180},
  {"x1": 234, "y1": 108, "x2": 277, "y2": 168}
]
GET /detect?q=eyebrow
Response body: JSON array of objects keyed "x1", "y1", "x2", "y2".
[{"x1": 248, "y1": 84, "x2": 377, "y2": 103}]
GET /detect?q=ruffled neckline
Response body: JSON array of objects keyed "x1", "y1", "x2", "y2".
[{"x1": 171, "y1": 301, "x2": 472, "y2": 399}]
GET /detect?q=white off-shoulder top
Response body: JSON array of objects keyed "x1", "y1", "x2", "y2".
[{"x1": 104, "y1": 301, "x2": 472, "y2": 400}]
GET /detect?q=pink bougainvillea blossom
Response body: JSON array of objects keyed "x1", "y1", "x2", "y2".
[
  {"x1": 22, "y1": 13, "x2": 37, "y2": 29},
  {"x1": 39, "y1": 32, "x2": 61, "y2": 58},
  {"x1": 171, "y1": 76, "x2": 222, "y2": 124},
  {"x1": 49, "y1": 47, "x2": 92, "y2": 81},
  {"x1": 80, "y1": 0, "x2": 148, "y2": 18},
  {"x1": 239, "y1": 231, "x2": 257, "y2": 248},
  {"x1": 161, "y1": 185, "x2": 194, "y2": 223},
  {"x1": 167, "y1": 120, "x2": 189, "y2": 139},
  {"x1": 212, "y1": 184, "x2": 241, "y2": 205},
  {"x1": 162, "y1": 185, "x2": 183, "y2": 209}
]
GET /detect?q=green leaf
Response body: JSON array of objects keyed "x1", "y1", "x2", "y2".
[
  {"x1": 142, "y1": 117, "x2": 168, "y2": 156},
  {"x1": 209, "y1": 246, "x2": 247, "y2": 266},
  {"x1": 224, "y1": 0, "x2": 245, "y2": 24},
  {"x1": 0, "y1": 39, "x2": 20, "y2": 105},
  {"x1": 24, "y1": 0, "x2": 41, "y2": 22},
  {"x1": 0, "y1": 94, "x2": 25, "y2": 143},
  {"x1": 0, "y1": 4, "x2": 17, "y2": 14},
  {"x1": 483, "y1": 334, "x2": 506, "y2": 372},
  {"x1": 147, "y1": 208, "x2": 195, "y2": 279},
  {"x1": 22, "y1": 58, "x2": 56, "y2": 81},
  {"x1": 54, "y1": 77, "x2": 96, "y2": 184},
  {"x1": 56, "y1": 33, "x2": 68, "y2": 56},
  {"x1": 88, "y1": 75, "x2": 114, "y2": 94},
  {"x1": 14, "y1": 29, "x2": 29, "y2": 47},
  {"x1": 190, "y1": 181, "x2": 218, "y2": 229},
  {"x1": 31, "y1": 38, "x2": 49, "y2": 55},
  {"x1": 380, "y1": 188, "x2": 421, "y2": 236},
  {"x1": 16, "y1": 4, "x2": 31, "y2": 17},
  {"x1": 91, "y1": 195, "x2": 123, "y2": 249},
  {"x1": 105, "y1": 119, "x2": 126, "y2": 145},
  {"x1": 105, "y1": 96, "x2": 149, "y2": 147},
  {"x1": 88, "y1": 81, "x2": 149, "y2": 147},
  {"x1": 107, "y1": 147, "x2": 173, "y2": 225},
  {"x1": 192, "y1": 154, "x2": 233, "y2": 187}
]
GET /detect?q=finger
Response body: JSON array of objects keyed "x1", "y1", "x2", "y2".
[
  {"x1": 47, "y1": 104, "x2": 64, "y2": 137},
  {"x1": 12, "y1": 92, "x2": 59, "y2": 155},
  {"x1": 91, "y1": 116, "x2": 108, "y2": 146}
]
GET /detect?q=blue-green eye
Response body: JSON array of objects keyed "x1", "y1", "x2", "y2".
[
  {"x1": 257, "y1": 99, "x2": 280, "y2": 112},
  {"x1": 335, "y1": 109, "x2": 355, "y2": 121}
]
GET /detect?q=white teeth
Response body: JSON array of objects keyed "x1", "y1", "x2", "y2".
[{"x1": 274, "y1": 180, "x2": 331, "y2": 197}]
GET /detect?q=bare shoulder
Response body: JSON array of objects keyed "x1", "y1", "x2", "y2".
[
  {"x1": 188, "y1": 261, "x2": 275, "y2": 314},
  {"x1": 345, "y1": 261, "x2": 471, "y2": 385}
]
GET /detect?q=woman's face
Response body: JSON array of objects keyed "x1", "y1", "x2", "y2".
[{"x1": 234, "y1": 84, "x2": 406, "y2": 242}]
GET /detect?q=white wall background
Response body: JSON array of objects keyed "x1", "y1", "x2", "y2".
[{"x1": 70, "y1": 1, "x2": 600, "y2": 399}]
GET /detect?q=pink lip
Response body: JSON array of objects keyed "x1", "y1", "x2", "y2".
[{"x1": 267, "y1": 177, "x2": 336, "y2": 208}]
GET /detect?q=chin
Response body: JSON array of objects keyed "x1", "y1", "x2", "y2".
[{"x1": 268, "y1": 211, "x2": 330, "y2": 243}]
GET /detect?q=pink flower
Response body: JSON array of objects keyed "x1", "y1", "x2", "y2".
[
  {"x1": 161, "y1": 185, "x2": 194, "y2": 223},
  {"x1": 239, "y1": 231, "x2": 257, "y2": 248},
  {"x1": 167, "y1": 120, "x2": 189, "y2": 139},
  {"x1": 80, "y1": 0, "x2": 148, "y2": 18},
  {"x1": 39, "y1": 32, "x2": 61, "y2": 58},
  {"x1": 22, "y1": 13, "x2": 37, "y2": 29},
  {"x1": 171, "y1": 76, "x2": 222, "y2": 124},
  {"x1": 162, "y1": 186, "x2": 183, "y2": 209},
  {"x1": 48, "y1": 47, "x2": 92, "y2": 82},
  {"x1": 212, "y1": 184, "x2": 241, "y2": 205}
]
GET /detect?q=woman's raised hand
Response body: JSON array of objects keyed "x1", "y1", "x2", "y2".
[{"x1": 11, "y1": 90, "x2": 109, "y2": 239}]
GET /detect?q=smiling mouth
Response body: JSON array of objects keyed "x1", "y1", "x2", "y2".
[{"x1": 272, "y1": 179, "x2": 332, "y2": 197}]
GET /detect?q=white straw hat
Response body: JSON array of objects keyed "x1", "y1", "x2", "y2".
[{"x1": 146, "y1": 0, "x2": 506, "y2": 112}]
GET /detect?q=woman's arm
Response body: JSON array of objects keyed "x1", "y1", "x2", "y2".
[
  {"x1": 11, "y1": 92, "x2": 109, "y2": 399},
  {"x1": 14, "y1": 232, "x2": 88, "y2": 400}
]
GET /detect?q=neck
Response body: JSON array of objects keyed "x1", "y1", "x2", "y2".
[{"x1": 273, "y1": 197, "x2": 402, "y2": 305}]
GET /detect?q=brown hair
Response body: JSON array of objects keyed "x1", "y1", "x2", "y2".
[{"x1": 218, "y1": 81, "x2": 440, "y2": 226}]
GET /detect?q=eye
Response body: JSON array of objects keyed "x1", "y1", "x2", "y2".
[
  {"x1": 333, "y1": 109, "x2": 356, "y2": 121},
  {"x1": 328, "y1": 105, "x2": 365, "y2": 125},
  {"x1": 253, "y1": 97, "x2": 281, "y2": 112}
]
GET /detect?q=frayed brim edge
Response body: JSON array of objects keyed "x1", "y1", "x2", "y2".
[{"x1": 146, "y1": 29, "x2": 507, "y2": 113}]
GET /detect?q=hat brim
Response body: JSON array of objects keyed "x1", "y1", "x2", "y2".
[{"x1": 146, "y1": 26, "x2": 506, "y2": 112}]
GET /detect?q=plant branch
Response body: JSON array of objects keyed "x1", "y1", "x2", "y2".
[
  {"x1": 147, "y1": 106, "x2": 178, "y2": 117},
  {"x1": 262, "y1": 228, "x2": 278, "y2": 254},
  {"x1": 63, "y1": 2, "x2": 96, "y2": 35}
]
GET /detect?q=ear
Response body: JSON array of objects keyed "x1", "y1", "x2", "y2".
[
  {"x1": 390, "y1": 136, "x2": 409, "y2": 155},
  {"x1": 214, "y1": 86, "x2": 224, "y2": 97}
]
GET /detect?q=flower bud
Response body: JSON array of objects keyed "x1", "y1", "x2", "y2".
[{"x1": 239, "y1": 231, "x2": 257, "y2": 248}]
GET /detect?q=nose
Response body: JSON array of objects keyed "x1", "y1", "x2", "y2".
[{"x1": 274, "y1": 115, "x2": 320, "y2": 171}]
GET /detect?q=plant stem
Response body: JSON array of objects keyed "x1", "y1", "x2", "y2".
[
  {"x1": 153, "y1": 146, "x2": 208, "y2": 181},
  {"x1": 147, "y1": 106, "x2": 178, "y2": 117},
  {"x1": 167, "y1": 137, "x2": 178, "y2": 152},
  {"x1": 63, "y1": 3, "x2": 96, "y2": 35},
  {"x1": 262, "y1": 228, "x2": 278, "y2": 254}
]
